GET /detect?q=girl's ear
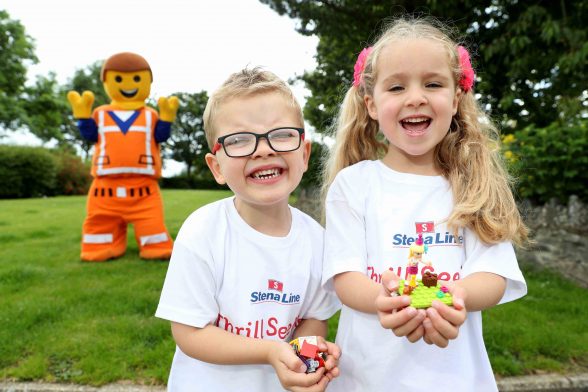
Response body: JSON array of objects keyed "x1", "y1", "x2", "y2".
[
  {"x1": 452, "y1": 88, "x2": 462, "y2": 115},
  {"x1": 364, "y1": 95, "x2": 378, "y2": 120},
  {"x1": 205, "y1": 153, "x2": 227, "y2": 185}
]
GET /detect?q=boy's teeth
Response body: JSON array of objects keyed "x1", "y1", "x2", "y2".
[{"x1": 252, "y1": 168, "x2": 281, "y2": 179}]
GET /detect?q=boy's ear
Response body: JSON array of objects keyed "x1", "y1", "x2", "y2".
[
  {"x1": 302, "y1": 140, "x2": 311, "y2": 172},
  {"x1": 205, "y1": 153, "x2": 227, "y2": 185}
]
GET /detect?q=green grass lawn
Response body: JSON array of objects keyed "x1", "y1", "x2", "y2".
[{"x1": 0, "y1": 190, "x2": 586, "y2": 385}]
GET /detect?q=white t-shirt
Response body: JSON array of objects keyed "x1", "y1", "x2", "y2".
[
  {"x1": 323, "y1": 160, "x2": 526, "y2": 392},
  {"x1": 156, "y1": 197, "x2": 340, "y2": 392}
]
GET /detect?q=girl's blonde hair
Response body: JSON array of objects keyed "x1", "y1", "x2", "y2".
[
  {"x1": 323, "y1": 17, "x2": 528, "y2": 246},
  {"x1": 203, "y1": 67, "x2": 303, "y2": 150}
]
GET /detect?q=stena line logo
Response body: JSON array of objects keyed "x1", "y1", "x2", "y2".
[{"x1": 250, "y1": 279, "x2": 301, "y2": 305}]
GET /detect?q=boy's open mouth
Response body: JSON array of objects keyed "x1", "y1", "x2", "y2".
[
  {"x1": 250, "y1": 168, "x2": 283, "y2": 180},
  {"x1": 401, "y1": 116, "x2": 431, "y2": 134}
]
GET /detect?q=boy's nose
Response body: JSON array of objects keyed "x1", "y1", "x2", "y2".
[{"x1": 251, "y1": 137, "x2": 276, "y2": 158}]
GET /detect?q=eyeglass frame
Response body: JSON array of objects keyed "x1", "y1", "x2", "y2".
[{"x1": 211, "y1": 127, "x2": 305, "y2": 157}]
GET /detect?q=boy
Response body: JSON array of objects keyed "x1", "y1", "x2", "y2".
[{"x1": 155, "y1": 68, "x2": 341, "y2": 391}]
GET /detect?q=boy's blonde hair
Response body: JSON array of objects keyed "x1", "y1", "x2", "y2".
[
  {"x1": 323, "y1": 17, "x2": 528, "y2": 246},
  {"x1": 203, "y1": 67, "x2": 304, "y2": 150}
]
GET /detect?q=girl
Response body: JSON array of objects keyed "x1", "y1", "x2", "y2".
[{"x1": 322, "y1": 17, "x2": 528, "y2": 392}]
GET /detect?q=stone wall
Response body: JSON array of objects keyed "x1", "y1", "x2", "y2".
[
  {"x1": 294, "y1": 192, "x2": 588, "y2": 288},
  {"x1": 516, "y1": 196, "x2": 588, "y2": 288}
]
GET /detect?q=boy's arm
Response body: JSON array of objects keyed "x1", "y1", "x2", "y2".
[
  {"x1": 172, "y1": 322, "x2": 284, "y2": 365},
  {"x1": 171, "y1": 322, "x2": 329, "y2": 390},
  {"x1": 292, "y1": 318, "x2": 327, "y2": 339}
]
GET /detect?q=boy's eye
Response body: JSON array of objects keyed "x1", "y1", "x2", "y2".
[
  {"x1": 269, "y1": 130, "x2": 296, "y2": 140},
  {"x1": 224, "y1": 135, "x2": 253, "y2": 147}
]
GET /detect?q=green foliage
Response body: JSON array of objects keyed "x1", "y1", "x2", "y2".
[
  {"x1": 502, "y1": 119, "x2": 588, "y2": 203},
  {"x1": 52, "y1": 150, "x2": 92, "y2": 196},
  {"x1": 0, "y1": 145, "x2": 56, "y2": 198},
  {"x1": 298, "y1": 139, "x2": 327, "y2": 191},
  {"x1": 260, "y1": 0, "x2": 588, "y2": 131},
  {"x1": 0, "y1": 10, "x2": 37, "y2": 129},
  {"x1": 0, "y1": 145, "x2": 92, "y2": 198},
  {"x1": 61, "y1": 61, "x2": 109, "y2": 157},
  {"x1": 160, "y1": 173, "x2": 227, "y2": 190},
  {"x1": 163, "y1": 91, "x2": 210, "y2": 177}
]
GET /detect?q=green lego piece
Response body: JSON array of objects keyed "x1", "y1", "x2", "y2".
[{"x1": 397, "y1": 280, "x2": 453, "y2": 309}]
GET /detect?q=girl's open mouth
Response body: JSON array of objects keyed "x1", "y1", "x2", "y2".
[{"x1": 401, "y1": 117, "x2": 431, "y2": 135}]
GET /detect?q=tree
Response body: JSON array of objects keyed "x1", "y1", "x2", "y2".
[
  {"x1": 62, "y1": 62, "x2": 109, "y2": 157},
  {"x1": 259, "y1": 0, "x2": 588, "y2": 131},
  {"x1": 0, "y1": 10, "x2": 37, "y2": 130},
  {"x1": 163, "y1": 91, "x2": 210, "y2": 176}
]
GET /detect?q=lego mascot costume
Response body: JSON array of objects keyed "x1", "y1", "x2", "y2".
[{"x1": 67, "y1": 52, "x2": 179, "y2": 261}]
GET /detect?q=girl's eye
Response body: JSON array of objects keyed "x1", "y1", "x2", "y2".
[
  {"x1": 388, "y1": 85, "x2": 404, "y2": 92},
  {"x1": 426, "y1": 82, "x2": 442, "y2": 88}
]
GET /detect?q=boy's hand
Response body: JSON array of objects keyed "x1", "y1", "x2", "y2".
[
  {"x1": 268, "y1": 341, "x2": 331, "y2": 391},
  {"x1": 316, "y1": 336, "x2": 341, "y2": 381},
  {"x1": 422, "y1": 283, "x2": 467, "y2": 348},
  {"x1": 375, "y1": 270, "x2": 426, "y2": 342}
]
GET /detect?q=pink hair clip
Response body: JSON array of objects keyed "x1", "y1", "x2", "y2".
[
  {"x1": 458, "y1": 46, "x2": 475, "y2": 92},
  {"x1": 353, "y1": 47, "x2": 373, "y2": 87}
]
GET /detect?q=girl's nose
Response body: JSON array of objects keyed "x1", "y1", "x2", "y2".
[{"x1": 405, "y1": 87, "x2": 428, "y2": 107}]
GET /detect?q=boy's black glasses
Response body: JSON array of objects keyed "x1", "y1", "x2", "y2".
[{"x1": 212, "y1": 127, "x2": 305, "y2": 158}]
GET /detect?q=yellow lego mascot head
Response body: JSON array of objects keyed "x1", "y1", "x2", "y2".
[{"x1": 101, "y1": 52, "x2": 152, "y2": 110}]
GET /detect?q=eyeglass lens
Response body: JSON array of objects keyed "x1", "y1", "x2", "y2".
[{"x1": 223, "y1": 128, "x2": 301, "y2": 157}]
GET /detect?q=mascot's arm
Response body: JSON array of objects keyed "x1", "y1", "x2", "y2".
[
  {"x1": 67, "y1": 91, "x2": 98, "y2": 142},
  {"x1": 67, "y1": 91, "x2": 95, "y2": 119},
  {"x1": 155, "y1": 96, "x2": 179, "y2": 143},
  {"x1": 158, "y1": 96, "x2": 179, "y2": 122}
]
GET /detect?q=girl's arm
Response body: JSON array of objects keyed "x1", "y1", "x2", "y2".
[
  {"x1": 454, "y1": 271, "x2": 506, "y2": 311},
  {"x1": 171, "y1": 322, "x2": 329, "y2": 391},
  {"x1": 333, "y1": 271, "x2": 382, "y2": 313}
]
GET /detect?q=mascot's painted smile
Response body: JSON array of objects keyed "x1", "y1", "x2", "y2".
[{"x1": 120, "y1": 88, "x2": 138, "y2": 98}]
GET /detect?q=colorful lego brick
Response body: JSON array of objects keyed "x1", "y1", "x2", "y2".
[
  {"x1": 397, "y1": 279, "x2": 453, "y2": 308},
  {"x1": 289, "y1": 336, "x2": 326, "y2": 374}
]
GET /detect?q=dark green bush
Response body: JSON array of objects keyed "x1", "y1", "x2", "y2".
[
  {"x1": 52, "y1": 150, "x2": 91, "y2": 195},
  {"x1": 0, "y1": 145, "x2": 57, "y2": 198},
  {"x1": 160, "y1": 173, "x2": 226, "y2": 190},
  {"x1": 502, "y1": 119, "x2": 588, "y2": 203}
]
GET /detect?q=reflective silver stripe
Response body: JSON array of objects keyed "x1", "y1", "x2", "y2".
[
  {"x1": 101, "y1": 125, "x2": 149, "y2": 132},
  {"x1": 144, "y1": 111, "x2": 153, "y2": 173},
  {"x1": 140, "y1": 232, "x2": 168, "y2": 246},
  {"x1": 98, "y1": 111, "x2": 107, "y2": 174},
  {"x1": 96, "y1": 167, "x2": 155, "y2": 175},
  {"x1": 116, "y1": 187, "x2": 127, "y2": 198},
  {"x1": 83, "y1": 233, "x2": 113, "y2": 244}
]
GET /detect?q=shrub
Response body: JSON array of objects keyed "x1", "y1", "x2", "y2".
[
  {"x1": 0, "y1": 145, "x2": 57, "y2": 198},
  {"x1": 502, "y1": 119, "x2": 588, "y2": 204},
  {"x1": 52, "y1": 150, "x2": 92, "y2": 196},
  {"x1": 160, "y1": 173, "x2": 227, "y2": 190}
]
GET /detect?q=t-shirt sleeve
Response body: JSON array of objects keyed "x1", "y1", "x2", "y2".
[
  {"x1": 462, "y1": 228, "x2": 527, "y2": 304},
  {"x1": 155, "y1": 220, "x2": 219, "y2": 328},
  {"x1": 322, "y1": 171, "x2": 368, "y2": 290}
]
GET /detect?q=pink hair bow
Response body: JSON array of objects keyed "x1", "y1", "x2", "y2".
[
  {"x1": 458, "y1": 46, "x2": 475, "y2": 92},
  {"x1": 353, "y1": 47, "x2": 372, "y2": 87}
]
